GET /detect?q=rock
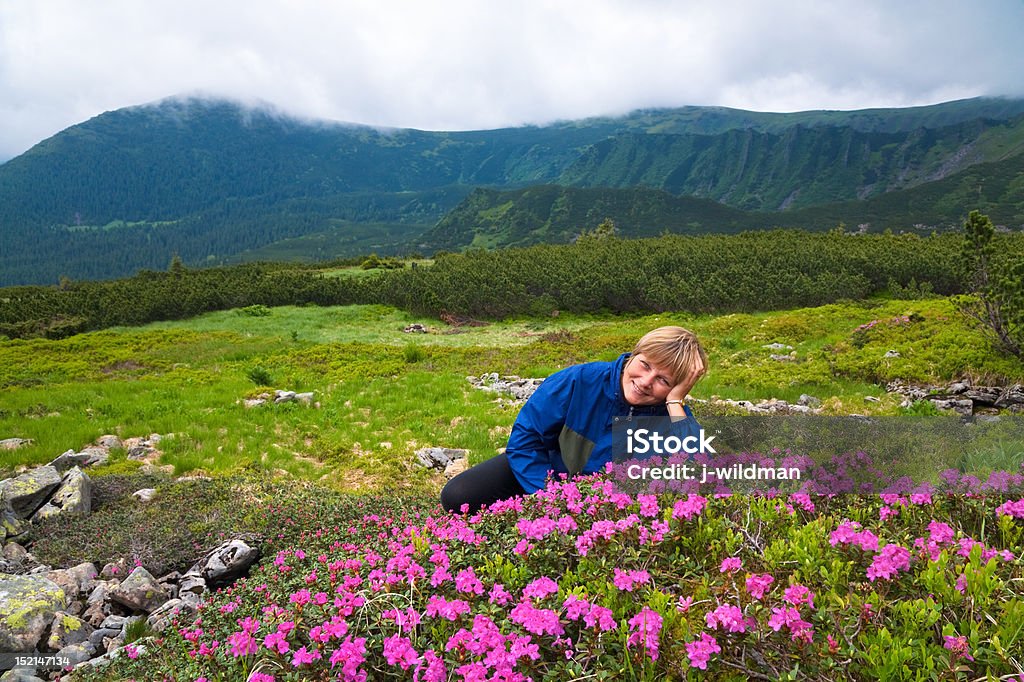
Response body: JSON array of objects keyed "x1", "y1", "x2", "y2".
[
  {"x1": 177, "y1": 573, "x2": 206, "y2": 597},
  {"x1": 762, "y1": 343, "x2": 794, "y2": 351},
  {"x1": 930, "y1": 398, "x2": 974, "y2": 416},
  {"x1": 88, "y1": 627, "x2": 121, "y2": 649},
  {"x1": 1, "y1": 502, "x2": 29, "y2": 541},
  {"x1": 274, "y1": 390, "x2": 296, "y2": 404},
  {"x1": 44, "y1": 562, "x2": 98, "y2": 603},
  {"x1": 131, "y1": 489, "x2": 157, "y2": 503},
  {"x1": 0, "y1": 669, "x2": 46, "y2": 682},
  {"x1": 295, "y1": 392, "x2": 315, "y2": 404},
  {"x1": 0, "y1": 573, "x2": 68, "y2": 651},
  {"x1": 56, "y1": 641, "x2": 96, "y2": 667},
  {"x1": 96, "y1": 435, "x2": 123, "y2": 449},
  {"x1": 403, "y1": 323, "x2": 429, "y2": 333},
  {"x1": 126, "y1": 446, "x2": 153, "y2": 461},
  {"x1": 996, "y1": 384, "x2": 1024, "y2": 409},
  {"x1": 0, "y1": 467, "x2": 62, "y2": 519},
  {"x1": 107, "y1": 567, "x2": 168, "y2": 613},
  {"x1": 864, "y1": 396, "x2": 881, "y2": 403},
  {"x1": 99, "y1": 559, "x2": 130, "y2": 581},
  {"x1": 797, "y1": 394, "x2": 822, "y2": 408},
  {"x1": 146, "y1": 598, "x2": 193, "y2": 632},
  {"x1": 244, "y1": 398, "x2": 266, "y2": 408},
  {"x1": 47, "y1": 612, "x2": 94, "y2": 650},
  {"x1": 187, "y1": 539, "x2": 259, "y2": 588},
  {"x1": 0, "y1": 439, "x2": 32, "y2": 451},
  {"x1": 769, "y1": 353, "x2": 795, "y2": 362},
  {"x1": 883, "y1": 349, "x2": 901, "y2": 358},
  {"x1": 415, "y1": 447, "x2": 470, "y2": 470},
  {"x1": 31, "y1": 467, "x2": 91, "y2": 522},
  {"x1": 443, "y1": 457, "x2": 469, "y2": 479},
  {"x1": 2, "y1": 543, "x2": 28, "y2": 564}
]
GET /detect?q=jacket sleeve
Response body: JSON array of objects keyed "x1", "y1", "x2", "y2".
[{"x1": 505, "y1": 368, "x2": 577, "y2": 493}]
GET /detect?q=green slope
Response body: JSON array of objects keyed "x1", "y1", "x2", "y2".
[{"x1": 2, "y1": 95, "x2": 1024, "y2": 285}]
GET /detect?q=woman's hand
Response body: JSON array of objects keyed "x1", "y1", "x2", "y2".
[{"x1": 667, "y1": 351, "x2": 706, "y2": 404}]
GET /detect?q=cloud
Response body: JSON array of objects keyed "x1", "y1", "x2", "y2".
[{"x1": 1, "y1": 0, "x2": 1022, "y2": 159}]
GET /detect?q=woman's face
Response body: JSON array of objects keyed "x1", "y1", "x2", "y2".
[{"x1": 621, "y1": 353, "x2": 675, "y2": 406}]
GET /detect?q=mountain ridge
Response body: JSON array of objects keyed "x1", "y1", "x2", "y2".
[{"x1": 2, "y1": 94, "x2": 1024, "y2": 285}]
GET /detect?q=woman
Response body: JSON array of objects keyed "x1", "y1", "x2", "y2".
[{"x1": 441, "y1": 326, "x2": 707, "y2": 513}]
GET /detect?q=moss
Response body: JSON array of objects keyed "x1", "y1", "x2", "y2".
[{"x1": 63, "y1": 614, "x2": 82, "y2": 631}]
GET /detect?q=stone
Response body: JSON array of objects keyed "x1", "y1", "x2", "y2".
[
  {"x1": 126, "y1": 446, "x2": 153, "y2": 461},
  {"x1": 47, "y1": 612, "x2": 94, "y2": 650},
  {"x1": 0, "y1": 669, "x2": 46, "y2": 682},
  {"x1": 403, "y1": 323, "x2": 428, "y2": 333},
  {"x1": 146, "y1": 598, "x2": 193, "y2": 632},
  {"x1": 863, "y1": 396, "x2": 881, "y2": 403},
  {"x1": 107, "y1": 567, "x2": 168, "y2": 613},
  {"x1": 415, "y1": 447, "x2": 470, "y2": 470},
  {"x1": 244, "y1": 398, "x2": 266, "y2": 408},
  {"x1": 295, "y1": 392, "x2": 315, "y2": 404},
  {"x1": 2, "y1": 543, "x2": 27, "y2": 564},
  {"x1": 762, "y1": 343, "x2": 794, "y2": 351},
  {"x1": 188, "y1": 539, "x2": 259, "y2": 588},
  {"x1": 45, "y1": 562, "x2": 98, "y2": 603},
  {"x1": 1, "y1": 503, "x2": 29, "y2": 541},
  {"x1": 797, "y1": 394, "x2": 822, "y2": 408},
  {"x1": 31, "y1": 467, "x2": 91, "y2": 522},
  {"x1": 769, "y1": 353, "x2": 795, "y2": 362},
  {"x1": 930, "y1": 398, "x2": 974, "y2": 416},
  {"x1": 443, "y1": 457, "x2": 469, "y2": 479},
  {"x1": 56, "y1": 641, "x2": 96, "y2": 667},
  {"x1": 0, "y1": 439, "x2": 32, "y2": 451},
  {"x1": 0, "y1": 467, "x2": 62, "y2": 519},
  {"x1": 883, "y1": 349, "x2": 901, "y2": 358},
  {"x1": 96, "y1": 435, "x2": 123, "y2": 449},
  {"x1": 0, "y1": 573, "x2": 67, "y2": 651},
  {"x1": 274, "y1": 390, "x2": 296, "y2": 404},
  {"x1": 132, "y1": 489, "x2": 157, "y2": 503},
  {"x1": 100, "y1": 558, "x2": 130, "y2": 581}
]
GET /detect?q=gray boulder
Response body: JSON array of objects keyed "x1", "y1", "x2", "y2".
[
  {"x1": 107, "y1": 567, "x2": 168, "y2": 613},
  {"x1": 0, "y1": 467, "x2": 62, "y2": 519},
  {"x1": 47, "y1": 611, "x2": 94, "y2": 650},
  {"x1": 31, "y1": 467, "x2": 92, "y2": 522},
  {"x1": 187, "y1": 539, "x2": 259, "y2": 588},
  {"x1": 0, "y1": 573, "x2": 68, "y2": 651},
  {"x1": 0, "y1": 438, "x2": 32, "y2": 450},
  {"x1": 415, "y1": 447, "x2": 469, "y2": 470}
]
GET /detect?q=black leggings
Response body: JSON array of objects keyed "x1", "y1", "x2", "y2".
[{"x1": 440, "y1": 453, "x2": 528, "y2": 514}]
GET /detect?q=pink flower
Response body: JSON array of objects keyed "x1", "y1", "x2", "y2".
[
  {"x1": 228, "y1": 630, "x2": 258, "y2": 657},
  {"x1": 292, "y1": 646, "x2": 321, "y2": 666},
  {"x1": 705, "y1": 604, "x2": 751, "y2": 633},
  {"x1": 328, "y1": 636, "x2": 368, "y2": 681},
  {"x1": 250, "y1": 674, "x2": 274, "y2": 682},
  {"x1": 488, "y1": 583, "x2": 512, "y2": 606},
  {"x1": 425, "y1": 595, "x2": 471, "y2": 621},
  {"x1": 125, "y1": 644, "x2": 139, "y2": 660},
  {"x1": 719, "y1": 557, "x2": 742, "y2": 573},
  {"x1": 509, "y1": 601, "x2": 564, "y2": 637},
  {"x1": 523, "y1": 576, "x2": 559, "y2": 600},
  {"x1": 414, "y1": 649, "x2": 447, "y2": 682},
  {"x1": 996, "y1": 498, "x2": 1024, "y2": 519},
  {"x1": 627, "y1": 607, "x2": 663, "y2": 661},
  {"x1": 677, "y1": 596, "x2": 694, "y2": 613},
  {"x1": 685, "y1": 633, "x2": 721, "y2": 670},
  {"x1": 612, "y1": 568, "x2": 651, "y2": 592},
  {"x1": 383, "y1": 634, "x2": 420, "y2": 670},
  {"x1": 783, "y1": 584, "x2": 815, "y2": 609},
  {"x1": 454, "y1": 567, "x2": 485, "y2": 596},
  {"x1": 866, "y1": 544, "x2": 912, "y2": 581},
  {"x1": 745, "y1": 573, "x2": 775, "y2": 600},
  {"x1": 263, "y1": 630, "x2": 290, "y2": 654},
  {"x1": 672, "y1": 495, "x2": 708, "y2": 520},
  {"x1": 943, "y1": 635, "x2": 974, "y2": 661}
]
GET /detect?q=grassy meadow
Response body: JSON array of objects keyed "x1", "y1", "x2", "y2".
[{"x1": 3, "y1": 295, "x2": 1023, "y2": 491}]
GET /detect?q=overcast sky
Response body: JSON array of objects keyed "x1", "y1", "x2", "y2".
[{"x1": 1, "y1": 0, "x2": 1022, "y2": 160}]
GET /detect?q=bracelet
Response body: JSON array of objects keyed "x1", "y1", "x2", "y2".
[{"x1": 665, "y1": 399, "x2": 685, "y2": 406}]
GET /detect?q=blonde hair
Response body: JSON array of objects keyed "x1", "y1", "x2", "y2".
[{"x1": 630, "y1": 326, "x2": 707, "y2": 385}]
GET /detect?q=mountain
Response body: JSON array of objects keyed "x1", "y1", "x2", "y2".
[
  {"x1": 2, "y1": 95, "x2": 1024, "y2": 285},
  {"x1": 422, "y1": 148, "x2": 1024, "y2": 251}
]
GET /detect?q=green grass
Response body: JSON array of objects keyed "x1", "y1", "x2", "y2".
[{"x1": 2, "y1": 298, "x2": 1023, "y2": 488}]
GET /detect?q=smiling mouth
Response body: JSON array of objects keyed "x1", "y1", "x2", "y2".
[{"x1": 631, "y1": 381, "x2": 649, "y2": 397}]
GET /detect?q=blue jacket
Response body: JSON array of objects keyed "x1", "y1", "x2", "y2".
[{"x1": 506, "y1": 352, "x2": 701, "y2": 493}]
